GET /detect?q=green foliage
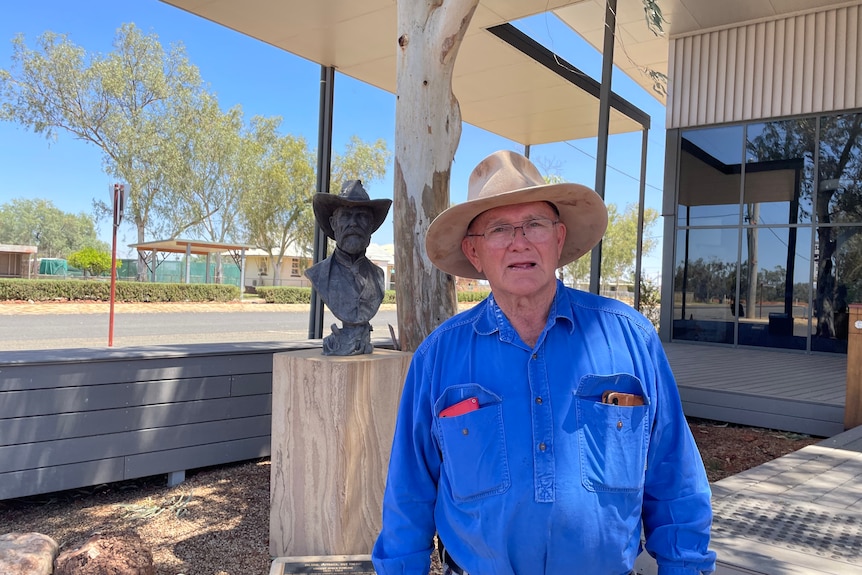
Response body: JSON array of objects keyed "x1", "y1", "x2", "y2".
[
  {"x1": 457, "y1": 290, "x2": 491, "y2": 303},
  {"x1": 0, "y1": 198, "x2": 107, "y2": 258},
  {"x1": 643, "y1": 0, "x2": 668, "y2": 36},
  {"x1": 240, "y1": 126, "x2": 390, "y2": 285},
  {"x1": 254, "y1": 286, "x2": 312, "y2": 304},
  {"x1": 638, "y1": 273, "x2": 661, "y2": 332},
  {"x1": 67, "y1": 247, "x2": 117, "y2": 277},
  {"x1": 217, "y1": 286, "x2": 481, "y2": 306},
  {"x1": 0, "y1": 278, "x2": 238, "y2": 302},
  {"x1": 561, "y1": 202, "x2": 659, "y2": 289},
  {"x1": 641, "y1": 68, "x2": 668, "y2": 98},
  {"x1": 1, "y1": 26, "x2": 391, "y2": 284},
  {"x1": 255, "y1": 286, "x2": 395, "y2": 305},
  {"x1": 0, "y1": 24, "x2": 213, "y2": 247}
]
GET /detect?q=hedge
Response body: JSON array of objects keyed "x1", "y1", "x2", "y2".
[
  {"x1": 254, "y1": 286, "x2": 487, "y2": 305},
  {"x1": 0, "y1": 278, "x2": 240, "y2": 303},
  {"x1": 0, "y1": 279, "x2": 488, "y2": 305}
]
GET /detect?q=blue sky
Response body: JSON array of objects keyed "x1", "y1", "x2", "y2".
[{"x1": 0, "y1": 0, "x2": 668, "y2": 273}]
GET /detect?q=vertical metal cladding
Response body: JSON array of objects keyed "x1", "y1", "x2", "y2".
[{"x1": 669, "y1": 4, "x2": 862, "y2": 129}]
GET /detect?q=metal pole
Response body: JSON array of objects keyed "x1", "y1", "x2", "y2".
[
  {"x1": 590, "y1": 0, "x2": 617, "y2": 295},
  {"x1": 634, "y1": 127, "x2": 648, "y2": 309},
  {"x1": 239, "y1": 248, "x2": 247, "y2": 295},
  {"x1": 308, "y1": 65, "x2": 335, "y2": 339},
  {"x1": 108, "y1": 185, "x2": 119, "y2": 346},
  {"x1": 108, "y1": 183, "x2": 123, "y2": 347}
]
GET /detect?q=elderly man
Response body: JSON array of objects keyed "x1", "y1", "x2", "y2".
[
  {"x1": 305, "y1": 180, "x2": 391, "y2": 355},
  {"x1": 372, "y1": 151, "x2": 715, "y2": 574}
]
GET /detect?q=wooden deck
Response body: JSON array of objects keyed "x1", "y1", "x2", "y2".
[{"x1": 664, "y1": 342, "x2": 848, "y2": 438}]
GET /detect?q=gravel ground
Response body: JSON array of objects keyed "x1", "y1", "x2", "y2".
[{"x1": 0, "y1": 419, "x2": 818, "y2": 575}]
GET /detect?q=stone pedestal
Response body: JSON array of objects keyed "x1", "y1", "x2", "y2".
[
  {"x1": 845, "y1": 304, "x2": 862, "y2": 429},
  {"x1": 269, "y1": 348, "x2": 411, "y2": 557}
]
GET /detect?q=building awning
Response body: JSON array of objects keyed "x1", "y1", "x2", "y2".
[
  {"x1": 129, "y1": 239, "x2": 255, "y2": 255},
  {"x1": 159, "y1": 0, "x2": 650, "y2": 144},
  {"x1": 160, "y1": 0, "x2": 852, "y2": 142},
  {"x1": 0, "y1": 244, "x2": 38, "y2": 254}
]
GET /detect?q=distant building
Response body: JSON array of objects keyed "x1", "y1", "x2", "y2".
[
  {"x1": 0, "y1": 244, "x2": 37, "y2": 279},
  {"x1": 245, "y1": 243, "x2": 395, "y2": 291}
]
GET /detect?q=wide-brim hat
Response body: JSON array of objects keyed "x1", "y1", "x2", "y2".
[
  {"x1": 313, "y1": 180, "x2": 392, "y2": 240},
  {"x1": 425, "y1": 150, "x2": 608, "y2": 279}
]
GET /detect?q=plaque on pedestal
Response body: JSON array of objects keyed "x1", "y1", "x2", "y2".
[{"x1": 269, "y1": 555, "x2": 374, "y2": 575}]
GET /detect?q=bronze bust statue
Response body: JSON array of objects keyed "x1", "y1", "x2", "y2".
[{"x1": 305, "y1": 180, "x2": 392, "y2": 355}]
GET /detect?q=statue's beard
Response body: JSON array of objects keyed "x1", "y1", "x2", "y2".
[{"x1": 338, "y1": 233, "x2": 370, "y2": 255}]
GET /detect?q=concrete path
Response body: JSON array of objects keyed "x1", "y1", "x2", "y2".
[
  {"x1": 635, "y1": 425, "x2": 862, "y2": 574},
  {"x1": 707, "y1": 424, "x2": 862, "y2": 574}
]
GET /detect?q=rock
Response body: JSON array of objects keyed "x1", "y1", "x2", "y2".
[
  {"x1": 54, "y1": 532, "x2": 154, "y2": 575},
  {"x1": 0, "y1": 532, "x2": 59, "y2": 575}
]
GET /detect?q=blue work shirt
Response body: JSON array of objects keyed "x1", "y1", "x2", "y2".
[{"x1": 372, "y1": 282, "x2": 716, "y2": 575}]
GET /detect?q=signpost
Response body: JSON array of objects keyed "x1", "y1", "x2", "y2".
[{"x1": 108, "y1": 183, "x2": 124, "y2": 346}]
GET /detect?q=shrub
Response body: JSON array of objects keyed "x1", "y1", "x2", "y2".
[
  {"x1": 0, "y1": 278, "x2": 239, "y2": 302},
  {"x1": 68, "y1": 247, "x2": 118, "y2": 277},
  {"x1": 458, "y1": 290, "x2": 491, "y2": 303},
  {"x1": 255, "y1": 286, "x2": 312, "y2": 304}
]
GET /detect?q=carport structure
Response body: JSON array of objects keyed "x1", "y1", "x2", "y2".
[{"x1": 129, "y1": 238, "x2": 254, "y2": 286}]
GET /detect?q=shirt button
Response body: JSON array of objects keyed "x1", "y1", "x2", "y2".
[
  {"x1": 535, "y1": 397, "x2": 543, "y2": 405},
  {"x1": 532, "y1": 353, "x2": 538, "y2": 360},
  {"x1": 538, "y1": 442, "x2": 546, "y2": 452}
]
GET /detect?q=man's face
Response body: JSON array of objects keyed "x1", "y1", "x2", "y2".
[
  {"x1": 330, "y1": 206, "x2": 374, "y2": 255},
  {"x1": 461, "y1": 201, "x2": 565, "y2": 301}
]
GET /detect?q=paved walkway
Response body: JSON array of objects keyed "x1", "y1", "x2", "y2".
[
  {"x1": 707, "y1": 424, "x2": 862, "y2": 574},
  {"x1": 635, "y1": 425, "x2": 862, "y2": 574}
]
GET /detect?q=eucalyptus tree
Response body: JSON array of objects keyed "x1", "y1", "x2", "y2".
[
  {"x1": 0, "y1": 23, "x2": 212, "y2": 277},
  {"x1": 561, "y1": 202, "x2": 659, "y2": 293},
  {"x1": 239, "y1": 116, "x2": 316, "y2": 285},
  {"x1": 0, "y1": 198, "x2": 106, "y2": 258},
  {"x1": 169, "y1": 97, "x2": 247, "y2": 282},
  {"x1": 240, "y1": 116, "x2": 389, "y2": 285},
  {"x1": 393, "y1": 0, "x2": 479, "y2": 351}
]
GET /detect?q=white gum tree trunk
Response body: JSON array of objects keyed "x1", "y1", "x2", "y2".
[{"x1": 394, "y1": 0, "x2": 478, "y2": 352}]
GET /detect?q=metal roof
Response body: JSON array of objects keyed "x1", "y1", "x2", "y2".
[{"x1": 129, "y1": 239, "x2": 255, "y2": 255}]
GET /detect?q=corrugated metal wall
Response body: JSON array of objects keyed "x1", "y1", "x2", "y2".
[{"x1": 668, "y1": 3, "x2": 862, "y2": 129}]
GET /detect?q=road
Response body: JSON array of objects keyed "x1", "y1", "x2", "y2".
[{"x1": 0, "y1": 306, "x2": 400, "y2": 351}]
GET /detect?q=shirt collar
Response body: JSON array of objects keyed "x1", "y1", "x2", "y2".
[
  {"x1": 472, "y1": 280, "x2": 575, "y2": 340},
  {"x1": 332, "y1": 247, "x2": 368, "y2": 267}
]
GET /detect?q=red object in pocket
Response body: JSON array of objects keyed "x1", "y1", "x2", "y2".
[{"x1": 440, "y1": 397, "x2": 479, "y2": 417}]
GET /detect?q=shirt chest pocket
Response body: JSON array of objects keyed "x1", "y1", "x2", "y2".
[
  {"x1": 434, "y1": 384, "x2": 510, "y2": 502},
  {"x1": 574, "y1": 373, "x2": 650, "y2": 493}
]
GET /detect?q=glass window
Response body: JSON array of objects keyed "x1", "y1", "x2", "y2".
[
  {"x1": 744, "y1": 120, "x2": 815, "y2": 225},
  {"x1": 812, "y1": 225, "x2": 862, "y2": 352},
  {"x1": 678, "y1": 126, "x2": 744, "y2": 227},
  {"x1": 737, "y1": 226, "x2": 812, "y2": 350},
  {"x1": 818, "y1": 113, "x2": 862, "y2": 224},
  {"x1": 672, "y1": 228, "x2": 739, "y2": 344}
]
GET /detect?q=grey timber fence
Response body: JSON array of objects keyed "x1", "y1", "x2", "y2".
[{"x1": 0, "y1": 342, "x2": 319, "y2": 501}]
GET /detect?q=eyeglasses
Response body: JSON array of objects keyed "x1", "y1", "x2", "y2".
[{"x1": 465, "y1": 217, "x2": 559, "y2": 248}]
